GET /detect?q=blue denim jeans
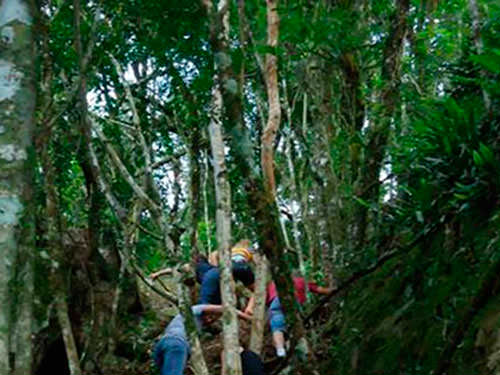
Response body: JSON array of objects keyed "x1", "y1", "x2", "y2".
[
  {"x1": 153, "y1": 335, "x2": 190, "y2": 375},
  {"x1": 268, "y1": 297, "x2": 286, "y2": 333}
]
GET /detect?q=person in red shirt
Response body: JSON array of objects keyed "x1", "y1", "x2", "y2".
[
  {"x1": 265, "y1": 276, "x2": 332, "y2": 357},
  {"x1": 265, "y1": 277, "x2": 330, "y2": 306}
]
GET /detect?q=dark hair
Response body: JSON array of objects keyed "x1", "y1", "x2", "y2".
[
  {"x1": 232, "y1": 263, "x2": 255, "y2": 287},
  {"x1": 193, "y1": 253, "x2": 208, "y2": 263}
]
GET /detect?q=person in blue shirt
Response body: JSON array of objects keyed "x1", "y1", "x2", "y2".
[
  {"x1": 197, "y1": 240, "x2": 256, "y2": 306},
  {"x1": 198, "y1": 264, "x2": 254, "y2": 305}
]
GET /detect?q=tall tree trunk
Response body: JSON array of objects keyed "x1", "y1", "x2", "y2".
[
  {"x1": 283, "y1": 80, "x2": 306, "y2": 275},
  {"x1": 73, "y1": 0, "x2": 102, "y2": 264},
  {"x1": 261, "y1": 0, "x2": 281, "y2": 198},
  {"x1": 0, "y1": 1, "x2": 35, "y2": 373},
  {"x1": 355, "y1": 0, "x2": 410, "y2": 249},
  {"x1": 206, "y1": 1, "x2": 242, "y2": 372},
  {"x1": 205, "y1": 0, "x2": 305, "y2": 350}
]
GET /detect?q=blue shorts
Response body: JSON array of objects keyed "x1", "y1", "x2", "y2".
[{"x1": 268, "y1": 297, "x2": 286, "y2": 333}]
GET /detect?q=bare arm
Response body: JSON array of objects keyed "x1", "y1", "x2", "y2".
[
  {"x1": 237, "y1": 310, "x2": 252, "y2": 321},
  {"x1": 150, "y1": 268, "x2": 172, "y2": 280},
  {"x1": 315, "y1": 286, "x2": 333, "y2": 295},
  {"x1": 192, "y1": 304, "x2": 252, "y2": 321},
  {"x1": 244, "y1": 294, "x2": 255, "y2": 315}
]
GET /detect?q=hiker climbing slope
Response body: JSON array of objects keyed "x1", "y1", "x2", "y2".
[
  {"x1": 197, "y1": 240, "x2": 256, "y2": 307},
  {"x1": 263, "y1": 275, "x2": 332, "y2": 357},
  {"x1": 153, "y1": 305, "x2": 263, "y2": 375}
]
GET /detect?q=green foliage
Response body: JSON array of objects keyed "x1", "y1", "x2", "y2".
[{"x1": 31, "y1": 0, "x2": 500, "y2": 373}]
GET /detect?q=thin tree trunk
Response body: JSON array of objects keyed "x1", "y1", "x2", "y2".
[
  {"x1": 0, "y1": 1, "x2": 35, "y2": 373},
  {"x1": 261, "y1": 0, "x2": 281, "y2": 198},
  {"x1": 249, "y1": 254, "x2": 269, "y2": 355},
  {"x1": 91, "y1": 123, "x2": 162, "y2": 216},
  {"x1": 283, "y1": 79, "x2": 306, "y2": 275},
  {"x1": 355, "y1": 0, "x2": 410, "y2": 249},
  {"x1": 108, "y1": 202, "x2": 142, "y2": 354},
  {"x1": 468, "y1": 0, "x2": 490, "y2": 110},
  {"x1": 56, "y1": 294, "x2": 84, "y2": 375},
  {"x1": 189, "y1": 127, "x2": 202, "y2": 252},
  {"x1": 73, "y1": 0, "x2": 102, "y2": 263},
  {"x1": 176, "y1": 272, "x2": 209, "y2": 375},
  {"x1": 205, "y1": 0, "x2": 305, "y2": 352},
  {"x1": 207, "y1": 0, "x2": 242, "y2": 369},
  {"x1": 88, "y1": 141, "x2": 127, "y2": 221},
  {"x1": 203, "y1": 150, "x2": 212, "y2": 254}
]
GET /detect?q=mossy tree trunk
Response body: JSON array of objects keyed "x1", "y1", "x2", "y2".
[
  {"x1": 0, "y1": 0, "x2": 35, "y2": 373},
  {"x1": 205, "y1": 1, "x2": 242, "y2": 373}
]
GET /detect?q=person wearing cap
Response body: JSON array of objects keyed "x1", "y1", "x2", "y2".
[
  {"x1": 152, "y1": 239, "x2": 255, "y2": 286},
  {"x1": 153, "y1": 304, "x2": 252, "y2": 375},
  {"x1": 206, "y1": 239, "x2": 256, "y2": 267}
]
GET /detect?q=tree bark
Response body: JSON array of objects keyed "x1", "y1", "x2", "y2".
[
  {"x1": 206, "y1": 1, "x2": 242, "y2": 373},
  {"x1": 468, "y1": 0, "x2": 490, "y2": 110},
  {"x1": 249, "y1": 254, "x2": 269, "y2": 355},
  {"x1": 283, "y1": 79, "x2": 306, "y2": 275},
  {"x1": 261, "y1": 0, "x2": 281, "y2": 198},
  {"x1": 176, "y1": 272, "x2": 209, "y2": 375},
  {"x1": 204, "y1": 0, "x2": 304, "y2": 351},
  {"x1": 0, "y1": 1, "x2": 35, "y2": 373},
  {"x1": 355, "y1": 0, "x2": 410, "y2": 249},
  {"x1": 203, "y1": 149, "x2": 212, "y2": 254},
  {"x1": 56, "y1": 294, "x2": 83, "y2": 375}
]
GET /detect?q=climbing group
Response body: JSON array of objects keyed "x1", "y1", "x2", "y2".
[{"x1": 150, "y1": 239, "x2": 332, "y2": 375}]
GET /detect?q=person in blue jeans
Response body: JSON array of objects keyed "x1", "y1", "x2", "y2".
[
  {"x1": 153, "y1": 305, "x2": 254, "y2": 375},
  {"x1": 153, "y1": 314, "x2": 190, "y2": 375}
]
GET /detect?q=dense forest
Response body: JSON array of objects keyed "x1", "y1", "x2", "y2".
[{"x1": 1, "y1": 0, "x2": 500, "y2": 374}]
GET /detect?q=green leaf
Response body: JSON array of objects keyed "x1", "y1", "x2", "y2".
[
  {"x1": 470, "y1": 52, "x2": 500, "y2": 73},
  {"x1": 473, "y1": 150, "x2": 484, "y2": 166},
  {"x1": 443, "y1": 137, "x2": 452, "y2": 154},
  {"x1": 479, "y1": 143, "x2": 494, "y2": 164}
]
